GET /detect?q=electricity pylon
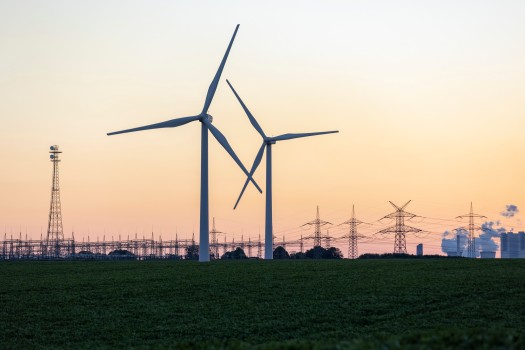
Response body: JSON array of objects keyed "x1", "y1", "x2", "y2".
[
  {"x1": 340, "y1": 205, "x2": 365, "y2": 259},
  {"x1": 377, "y1": 200, "x2": 421, "y2": 254},
  {"x1": 456, "y1": 202, "x2": 486, "y2": 258},
  {"x1": 302, "y1": 206, "x2": 332, "y2": 247},
  {"x1": 210, "y1": 217, "x2": 223, "y2": 259}
]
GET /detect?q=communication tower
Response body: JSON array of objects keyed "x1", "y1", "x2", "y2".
[{"x1": 46, "y1": 145, "x2": 64, "y2": 258}]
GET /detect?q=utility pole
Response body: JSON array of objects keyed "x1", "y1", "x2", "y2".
[
  {"x1": 456, "y1": 202, "x2": 486, "y2": 258},
  {"x1": 377, "y1": 201, "x2": 421, "y2": 254}
]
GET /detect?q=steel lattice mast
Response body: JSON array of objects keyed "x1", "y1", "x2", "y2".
[
  {"x1": 456, "y1": 202, "x2": 486, "y2": 258},
  {"x1": 302, "y1": 206, "x2": 332, "y2": 248},
  {"x1": 210, "y1": 217, "x2": 223, "y2": 259},
  {"x1": 46, "y1": 145, "x2": 64, "y2": 258},
  {"x1": 377, "y1": 201, "x2": 421, "y2": 254},
  {"x1": 340, "y1": 205, "x2": 364, "y2": 259}
]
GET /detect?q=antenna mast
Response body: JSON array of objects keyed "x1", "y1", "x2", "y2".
[{"x1": 46, "y1": 145, "x2": 64, "y2": 258}]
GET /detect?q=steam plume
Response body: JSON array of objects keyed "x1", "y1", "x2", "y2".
[{"x1": 500, "y1": 204, "x2": 518, "y2": 218}]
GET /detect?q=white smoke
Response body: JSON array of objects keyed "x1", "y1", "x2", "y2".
[
  {"x1": 441, "y1": 228, "x2": 468, "y2": 255},
  {"x1": 478, "y1": 221, "x2": 504, "y2": 253},
  {"x1": 500, "y1": 204, "x2": 518, "y2": 218}
]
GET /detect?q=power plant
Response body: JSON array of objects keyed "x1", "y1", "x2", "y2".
[{"x1": 500, "y1": 232, "x2": 525, "y2": 258}]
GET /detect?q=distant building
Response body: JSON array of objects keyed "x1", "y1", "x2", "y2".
[
  {"x1": 500, "y1": 232, "x2": 525, "y2": 258},
  {"x1": 446, "y1": 251, "x2": 459, "y2": 257},
  {"x1": 456, "y1": 235, "x2": 463, "y2": 257},
  {"x1": 480, "y1": 251, "x2": 496, "y2": 259},
  {"x1": 416, "y1": 244, "x2": 423, "y2": 256}
]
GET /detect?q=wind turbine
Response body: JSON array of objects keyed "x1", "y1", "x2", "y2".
[
  {"x1": 226, "y1": 80, "x2": 338, "y2": 259},
  {"x1": 107, "y1": 25, "x2": 262, "y2": 262}
]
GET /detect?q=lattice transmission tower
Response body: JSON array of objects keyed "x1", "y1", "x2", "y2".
[
  {"x1": 456, "y1": 202, "x2": 486, "y2": 258},
  {"x1": 301, "y1": 206, "x2": 332, "y2": 247},
  {"x1": 340, "y1": 205, "x2": 365, "y2": 259},
  {"x1": 377, "y1": 200, "x2": 421, "y2": 254},
  {"x1": 46, "y1": 145, "x2": 64, "y2": 258},
  {"x1": 210, "y1": 217, "x2": 223, "y2": 259}
]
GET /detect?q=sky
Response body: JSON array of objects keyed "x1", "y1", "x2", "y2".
[{"x1": 1, "y1": 0, "x2": 525, "y2": 256}]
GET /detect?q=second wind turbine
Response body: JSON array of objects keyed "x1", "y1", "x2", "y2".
[{"x1": 227, "y1": 80, "x2": 339, "y2": 259}]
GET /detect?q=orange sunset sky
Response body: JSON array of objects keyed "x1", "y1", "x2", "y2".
[{"x1": 1, "y1": 0, "x2": 524, "y2": 255}]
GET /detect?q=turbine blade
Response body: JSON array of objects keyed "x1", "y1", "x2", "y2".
[
  {"x1": 201, "y1": 24, "x2": 240, "y2": 114},
  {"x1": 107, "y1": 116, "x2": 200, "y2": 136},
  {"x1": 234, "y1": 142, "x2": 266, "y2": 209},
  {"x1": 203, "y1": 119, "x2": 263, "y2": 193},
  {"x1": 226, "y1": 79, "x2": 266, "y2": 139},
  {"x1": 270, "y1": 130, "x2": 339, "y2": 142}
]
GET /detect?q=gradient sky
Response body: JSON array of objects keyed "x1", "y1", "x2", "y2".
[{"x1": 1, "y1": 0, "x2": 524, "y2": 255}]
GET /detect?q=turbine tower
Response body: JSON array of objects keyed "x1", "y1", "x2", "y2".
[
  {"x1": 46, "y1": 145, "x2": 64, "y2": 258},
  {"x1": 456, "y1": 202, "x2": 486, "y2": 258},
  {"x1": 340, "y1": 205, "x2": 365, "y2": 259},
  {"x1": 226, "y1": 81, "x2": 338, "y2": 259},
  {"x1": 377, "y1": 201, "x2": 421, "y2": 254},
  {"x1": 107, "y1": 25, "x2": 262, "y2": 262}
]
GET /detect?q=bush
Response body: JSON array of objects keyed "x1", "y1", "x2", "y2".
[
  {"x1": 273, "y1": 246, "x2": 290, "y2": 259},
  {"x1": 221, "y1": 247, "x2": 247, "y2": 260},
  {"x1": 305, "y1": 246, "x2": 343, "y2": 259}
]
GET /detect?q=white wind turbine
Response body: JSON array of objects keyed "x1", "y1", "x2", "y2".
[
  {"x1": 107, "y1": 25, "x2": 261, "y2": 262},
  {"x1": 226, "y1": 80, "x2": 338, "y2": 259}
]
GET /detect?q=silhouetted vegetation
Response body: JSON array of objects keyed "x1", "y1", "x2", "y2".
[
  {"x1": 108, "y1": 249, "x2": 135, "y2": 260},
  {"x1": 304, "y1": 246, "x2": 344, "y2": 259},
  {"x1": 358, "y1": 253, "x2": 454, "y2": 259},
  {"x1": 185, "y1": 244, "x2": 199, "y2": 260},
  {"x1": 273, "y1": 246, "x2": 290, "y2": 259},
  {"x1": 221, "y1": 247, "x2": 247, "y2": 260},
  {"x1": 289, "y1": 252, "x2": 306, "y2": 259},
  {"x1": 77, "y1": 250, "x2": 92, "y2": 255},
  {"x1": 165, "y1": 254, "x2": 182, "y2": 260}
]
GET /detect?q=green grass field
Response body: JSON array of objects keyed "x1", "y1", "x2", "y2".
[{"x1": 1, "y1": 259, "x2": 524, "y2": 349}]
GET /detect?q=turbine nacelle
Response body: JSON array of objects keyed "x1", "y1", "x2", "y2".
[{"x1": 200, "y1": 114, "x2": 213, "y2": 123}]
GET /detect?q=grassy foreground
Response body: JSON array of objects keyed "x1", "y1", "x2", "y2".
[{"x1": 1, "y1": 259, "x2": 524, "y2": 349}]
